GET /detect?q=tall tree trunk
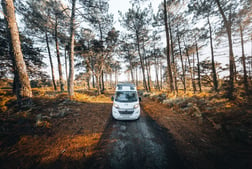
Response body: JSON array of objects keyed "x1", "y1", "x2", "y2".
[
  {"x1": 146, "y1": 58, "x2": 151, "y2": 92},
  {"x1": 91, "y1": 57, "x2": 95, "y2": 88},
  {"x1": 115, "y1": 69, "x2": 118, "y2": 85},
  {"x1": 239, "y1": 24, "x2": 249, "y2": 95},
  {"x1": 142, "y1": 38, "x2": 150, "y2": 91},
  {"x1": 215, "y1": 0, "x2": 235, "y2": 99},
  {"x1": 55, "y1": 16, "x2": 64, "y2": 92},
  {"x1": 96, "y1": 75, "x2": 101, "y2": 95},
  {"x1": 169, "y1": 18, "x2": 178, "y2": 94},
  {"x1": 87, "y1": 75, "x2": 90, "y2": 90},
  {"x1": 144, "y1": 56, "x2": 151, "y2": 92},
  {"x1": 136, "y1": 33, "x2": 148, "y2": 91},
  {"x1": 163, "y1": 0, "x2": 174, "y2": 92},
  {"x1": 101, "y1": 70, "x2": 104, "y2": 93},
  {"x1": 250, "y1": 37, "x2": 252, "y2": 78},
  {"x1": 129, "y1": 58, "x2": 135, "y2": 84},
  {"x1": 130, "y1": 65, "x2": 135, "y2": 84},
  {"x1": 45, "y1": 31, "x2": 57, "y2": 91},
  {"x1": 177, "y1": 31, "x2": 186, "y2": 93},
  {"x1": 226, "y1": 26, "x2": 235, "y2": 98},
  {"x1": 154, "y1": 54, "x2": 160, "y2": 91},
  {"x1": 68, "y1": 0, "x2": 76, "y2": 98},
  {"x1": 184, "y1": 45, "x2": 195, "y2": 93},
  {"x1": 192, "y1": 52, "x2": 196, "y2": 93},
  {"x1": 110, "y1": 72, "x2": 112, "y2": 88},
  {"x1": 99, "y1": 73, "x2": 102, "y2": 90},
  {"x1": 160, "y1": 60, "x2": 163, "y2": 90},
  {"x1": 136, "y1": 67, "x2": 138, "y2": 87},
  {"x1": 92, "y1": 73, "x2": 95, "y2": 88},
  {"x1": 98, "y1": 22, "x2": 105, "y2": 94},
  {"x1": 195, "y1": 41, "x2": 202, "y2": 92},
  {"x1": 2, "y1": 0, "x2": 16, "y2": 95},
  {"x1": 208, "y1": 17, "x2": 218, "y2": 92},
  {"x1": 233, "y1": 58, "x2": 237, "y2": 82},
  {"x1": 65, "y1": 45, "x2": 68, "y2": 85},
  {"x1": 2, "y1": 0, "x2": 32, "y2": 105}
]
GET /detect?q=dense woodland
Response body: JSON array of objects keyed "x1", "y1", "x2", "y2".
[{"x1": 0, "y1": 0, "x2": 251, "y2": 105}]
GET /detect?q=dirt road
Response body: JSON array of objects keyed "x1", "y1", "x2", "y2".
[
  {"x1": 85, "y1": 111, "x2": 188, "y2": 169},
  {"x1": 1, "y1": 94, "x2": 251, "y2": 169}
]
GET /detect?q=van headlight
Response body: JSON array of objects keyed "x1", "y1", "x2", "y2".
[
  {"x1": 113, "y1": 104, "x2": 119, "y2": 109},
  {"x1": 133, "y1": 104, "x2": 139, "y2": 109}
]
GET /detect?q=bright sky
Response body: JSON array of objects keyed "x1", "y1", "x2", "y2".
[
  {"x1": 2, "y1": 0, "x2": 250, "y2": 82},
  {"x1": 107, "y1": 0, "x2": 251, "y2": 81},
  {"x1": 108, "y1": 0, "x2": 163, "y2": 81},
  {"x1": 108, "y1": 0, "x2": 162, "y2": 30}
]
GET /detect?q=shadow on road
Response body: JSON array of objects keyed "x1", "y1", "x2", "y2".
[{"x1": 84, "y1": 111, "x2": 190, "y2": 169}]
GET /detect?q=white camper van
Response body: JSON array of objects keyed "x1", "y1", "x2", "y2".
[{"x1": 111, "y1": 83, "x2": 141, "y2": 120}]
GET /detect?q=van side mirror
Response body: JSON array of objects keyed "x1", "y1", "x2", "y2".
[
  {"x1": 139, "y1": 97, "x2": 142, "y2": 102},
  {"x1": 111, "y1": 96, "x2": 114, "y2": 101}
]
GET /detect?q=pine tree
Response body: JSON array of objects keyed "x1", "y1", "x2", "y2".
[{"x1": 2, "y1": 0, "x2": 32, "y2": 105}]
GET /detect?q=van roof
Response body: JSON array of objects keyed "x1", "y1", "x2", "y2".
[{"x1": 116, "y1": 83, "x2": 136, "y2": 91}]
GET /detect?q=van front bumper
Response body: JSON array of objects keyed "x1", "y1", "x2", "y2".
[{"x1": 112, "y1": 107, "x2": 140, "y2": 120}]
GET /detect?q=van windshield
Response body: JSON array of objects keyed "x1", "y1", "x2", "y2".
[{"x1": 115, "y1": 91, "x2": 137, "y2": 102}]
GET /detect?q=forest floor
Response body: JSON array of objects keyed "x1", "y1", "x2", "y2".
[
  {"x1": 0, "y1": 88, "x2": 251, "y2": 169},
  {"x1": 141, "y1": 95, "x2": 252, "y2": 169}
]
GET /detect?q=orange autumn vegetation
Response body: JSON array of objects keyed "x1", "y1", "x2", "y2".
[
  {"x1": 0, "y1": 89, "x2": 15, "y2": 113},
  {"x1": 74, "y1": 93, "x2": 112, "y2": 103},
  {"x1": 0, "y1": 87, "x2": 112, "y2": 169},
  {"x1": 15, "y1": 133, "x2": 102, "y2": 164}
]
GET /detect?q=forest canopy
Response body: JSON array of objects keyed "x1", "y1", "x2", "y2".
[{"x1": 0, "y1": 0, "x2": 251, "y2": 103}]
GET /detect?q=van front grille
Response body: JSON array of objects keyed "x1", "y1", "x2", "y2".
[{"x1": 119, "y1": 110, "x2": 134, "y2": 114}]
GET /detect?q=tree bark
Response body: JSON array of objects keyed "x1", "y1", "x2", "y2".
[
  {"x1": 169, "y1": 17, "x2": 178, "y2": 94},
  {"x1": 215, "y1": 0, "x2": 235, "y2": 99},
  {"x1": 101, "y1": 70, "x2": 105, "y2": 93},
  {"x1": 154, "y1": 53, "x2": 160, "y2": 91},
  {"x1": 136, "y1": 67, "x2": 138, "y2": 88},
  {"x1": 91, "y1": 57, "x2": 95, "y2": 88},
  {"x1": 184, "y1": 45, "x2": 196, "y2": 93},
  {"x1": 55, "y1": 16, "x2": 64, "y2": 92},
  {"x1": 2, "y1": 0, "x2": 32, "y2": 105},
  {"x1": 45, "y1": 31, "x2": 57, "y2": 91},
  {"x1": 65, "y1": 45, "x2": 68, "y2": 85},
  {"x1": 146, "y1": 58, "x2": 151, "y2": 91},
  {"x1": 142, "y1": 39, "x2": 151, "y2": 92},
  {"x1": 208, "y1": 17, "x2": 218, "y2": 92},
  {"x1": 1, "y1": 0, "x2": 16, "y2": 94},
  {"x1": 115, "y1": 69, "x2": 118, "y2": 85},
  {"x1": 192, "y1": 52, "x2": 196, "y2": 93},
  {"x1": 163, "y1": 0, "x2": 174, "y2": 92},
  {"x1": 195, "y1": 41, "x2": 202, "y2": 92},
  {"x1": 130, "y1": 63, "x2": 135, "y2": 84},
  {"x1": 136, "y1": 33, "x2": 148, "y2": 91},
  {"x1": 177, "y1": 30, "x2": 186, "y2": 93},
  {"x1": 239, "y1": 24, "x2": 249, "y2": 95},
  {"x1": 128, "y1": 52, "x2": 135, "y2": 84},
  {"x1": 95, "y1": 75, "x2": 101, "y2": 95},
  {"x1": 160, "y1": 60, "x2": 163, "y2": 90},
  {"x1": 68, "y1": 0, "x2": 76, "y2": 98}
]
